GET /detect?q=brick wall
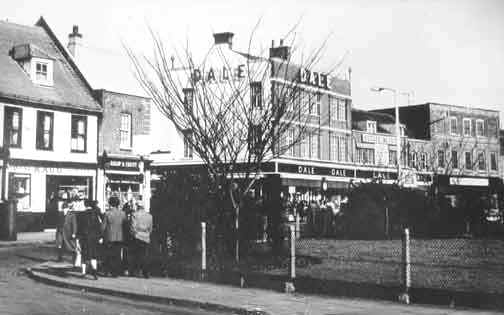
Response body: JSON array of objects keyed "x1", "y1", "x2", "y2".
[{"x1": 95, "y1": 89, "x2": 151, "y2": 156}]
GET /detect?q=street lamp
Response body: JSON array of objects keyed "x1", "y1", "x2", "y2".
[{"x1": 370, "y1": 86, "x2": 401, "y2": 183}]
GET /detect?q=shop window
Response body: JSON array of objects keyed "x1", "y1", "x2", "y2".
[
  {"x1": 120, "y1": 112, "x2": 132, "y2": 149},
  {"x1": 478, "y1": 151, "x2": 486, "y2": 171},
  {"x1": 250, "y1": 82, "x2": 262, "y2": 108},
  {"x1": 450, "y1": 117, "x2": 458, "y2": 135},
  {"x1": 476, "y1": 119, "x2": 484, "y2": 137},
  {"x1": 71, "y1": 115, "x2": 87, "y2": 152},
  {"x1": 183, "y1": 129, "x2": 193, "y2": 158},
  {"x1": 490, "y1": 152, "x2": 497, "y2": 171},
  {"x1": 463, "y1": 118, "x2": 471, "y2": 137},
  {"x1": 36, "y1": 111, "x2": 53, "y2": 150},
  {"x1": 9, "y1": 173, "x2": 31, "y2": 210},
  {"x1": 465, "y1": 151, "x2": 472, "y2": 170},
  {"x1": 4, "y1": 106, "x2": 22, "y2": 148},
  {"x1": 183, "y1": 88, "x2": 194, "y2": 114},
  {"x1": 451, "y1": 150, "x2": 458, "y2": 169},
  {"x1": 438, "y1": 150, "x2": 445, "y2": 168}
]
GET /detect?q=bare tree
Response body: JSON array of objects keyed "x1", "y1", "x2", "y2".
[{"x1": 126, "y1": 24, "x2": 334, "y2": 261}]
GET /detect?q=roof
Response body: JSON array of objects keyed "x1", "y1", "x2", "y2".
[
  {"x1": 0, "y1": 17, "x2": 101, "y2": 113},
  {"x1": 352, "y1": 108, "x2": 395, "y2": 124}
]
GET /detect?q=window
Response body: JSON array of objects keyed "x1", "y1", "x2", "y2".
[
  {"x1": 450, "y1": 117, "x2": 458, "y2": 135},
  {"x1": 420, "y1": 153, "x2": 427, "y2": 170},
  {"x1": 36, "y1": 111, "x2": 53, "y2": 150},
  {"x1": 310, "y1": 131, "x2": 319, "y2": 158},
  {"x1": 309, "y1": 93, "x2": 320, "y2": 116},
  {"x1": 329, "y1": 96, "x2": 338, "y2": 127},
  {"x1": 35, "y1": 62, "x2": 48, "y2": 82},
  {"x1": 338, "y1": 136, "x2": 347, "y2": 162},
  {"x1": 183, "y1": 130, "x2": 193, "y2": 158},
  {"x1": 478, "y1": 151, "x2": 486, "y2": 171},
  {"x1": 356, "y1": 148, "x2": 375, "y2": 164},
  {"x1": 120, "y1": 113, "x2": 132, "y2": 149},
  {"x1": 451, "y1": 150, "x2": 458, "y2": 169},
  {"x1": 438, "y1": 150, "x2": 445, "y2": 168},
  {"x1": 250, "y1": 82, "x2": 262, "y2": 108},
  {"x1": 410, "y1": 152, "x2": 417, "y2": 168},
  {"x1": 389, "y1": 150, "x2": 397, "y2": 166},
  {"x1": 300, "y1": 132, "x2": 309, "y2": 158},
  {"x1": 71, "y1": 115, "x2": 87, "y2": 152},
  {"x1": 337, "y1": 98, "x2": 346, "y2": 121},
  {"x1": 183, "y1": 88, "x2": 194, "y2": 114},
  {"x1": 248, "y1": 124, "x2": 262, "y2": 154},
  {"x1": 465, "y1": 152, "x2": 472, "y2": 170},
  {"x1": 4, "y1": 106, "x2": 22, "y2": 148},
  {"x1": 366, "y1": 121, "x2": 377, "y2": 133},
  {"x1": 330, "y1": 133, "x2": 338, "y2": 161},
  {"x1": 476, "y1": 119, "x2": 484, "y2": 137},
  {"x1": 286, "y1": 128, "x2": 295, "y2": 156},
  {"x1": 490, "y1": 152, "x2": 497, "y2": 171},
  {"x1": 8, "y1": 173, "x2": 31, "y2": 210},
  {"x1": 463, "y1": 118, "x2": 471, "y2": 137}
]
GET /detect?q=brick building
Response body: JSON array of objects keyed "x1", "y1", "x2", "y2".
[
  {"x1": 373, "y1": 103, "x2": 502, "y2": 233},
  {"x1": 0, "y1": 18, "x2": 102, "y2": 231},
  {"x1": 94, "y1": 89, "x2": 152, "y2": 211}
]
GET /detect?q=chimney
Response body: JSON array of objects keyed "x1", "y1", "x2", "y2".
[
  {"x1": 67, "y1": 25, "x2": 82, "y2": 59},
  {"x1": 269, "y1": 39, "x2": 290, "y2": 61},
  {"x1": 213, "y1": 32, "x2": 234, "y2": 49}
]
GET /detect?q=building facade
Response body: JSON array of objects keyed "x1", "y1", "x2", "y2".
[
  {"x1": 94, "y1": 89, "x2": 152, "y2": 211},
  {"x1": 0, "y1": 18, "x2": 102, "y2": 231}
]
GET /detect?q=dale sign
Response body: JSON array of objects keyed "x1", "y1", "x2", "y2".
[{"x1": 192, "y1": 65, "x2": 246, "y2": 83}]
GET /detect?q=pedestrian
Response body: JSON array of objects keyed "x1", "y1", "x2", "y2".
[
  {"x1": 62, "y1": 200, "x2": 79, "y2": 266},
  {"x1": 80, "y1": 200, "x2": 103, "y2": 280},
  {"x1": 55, "y1": 202, "x2": 68, "y2": 262},
  {"x1": 129, "y1": 200, "x2": 153, "y2": 278},
  {"x1": 121, "y1": 200, "x2": 134, "y2": 276},
  {"x1": 102, "y1": 196, "x2": 126, "y2": 277}
]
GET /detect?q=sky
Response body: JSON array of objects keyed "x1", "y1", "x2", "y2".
[{"x1": 3, "y1": 0, "x2": 504, "y2": 126}]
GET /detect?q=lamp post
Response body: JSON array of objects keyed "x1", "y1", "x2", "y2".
[{"x1": 371, "y1": 87, "x2": 401, "y2": 183}]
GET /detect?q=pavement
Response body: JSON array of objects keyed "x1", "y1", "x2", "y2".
[
  {"x1": 26, "y1": 261, "x2": 502, "y2": 315},
  {"x1": 0, "y1": 231, "x2": 55, "y2": 248}
]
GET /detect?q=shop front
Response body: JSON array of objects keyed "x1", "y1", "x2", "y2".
[
  {"x1": 5, "y1": 159, "x2": 96, "y2": 231},
  {"x1": 99, "y1": 155, "x2": 151, "y2": 211}
]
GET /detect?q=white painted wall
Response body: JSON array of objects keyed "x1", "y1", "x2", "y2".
[{"x1": 0, "y1": 102, "x2": 98, "y2": 163}]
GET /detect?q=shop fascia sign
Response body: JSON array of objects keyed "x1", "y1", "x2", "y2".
[
  {"x1": 106, "y1": 159, "x2": 139, "y2": 170},
  {"x1": 191, "y1": 64, "x2": 246, "y2": 83},
  {"x1": 278, "y1": 163, "x2": 354, "y2": 177},
  {"x1": 449, "y1": 177, "x2": 488, "y2": 187},
  {"x1": 298, "y1": 68, "x2": 329, "y2": 90}
]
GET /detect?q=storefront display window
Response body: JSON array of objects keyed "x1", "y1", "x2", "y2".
[{"x1": 8, "y1": 173, "x2": 31, "y2": 210}]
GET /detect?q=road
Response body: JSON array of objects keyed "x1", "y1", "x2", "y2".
[{"x1": 0, "y1": 245, "x2": 225, "y2": 315}]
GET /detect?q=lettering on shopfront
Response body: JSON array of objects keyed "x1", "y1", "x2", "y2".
[
  {"x1": 279, "y1": 163, "x2": 353, "y2": 178},
  {"x1": 108, "y1": 160, "x2": 139, "y2": 169},
  {"x1": 298, "y1": 68, "x2": 329, "y2": 90},
  {"x1": 10, "y1": 165, "x2": 63, "y2": 174},
  {"x1": 192, "y1": 65, "x2": 246, "y2": 83},
  {"x1": 298, "y1": 166, "x2": 315, "y2": 175}
]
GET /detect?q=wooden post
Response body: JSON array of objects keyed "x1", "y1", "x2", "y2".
[
  {"x1": 399, "y1": 228, "x2": 411, "y2": 304},
  {"x1": 285, "y1": 224, "x2": 296, "y2": 293},
  {"x1": 201, "y1": 222, "x2": 206, "y2": 273}
]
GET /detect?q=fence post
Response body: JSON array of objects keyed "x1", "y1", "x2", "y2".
[
  {"x1": 201, "y1": 222, "x2": 206, "y2": 280},
  {"x1": 399, "y1": 228, "x2": 411, "y2": 304},
  {"x1": 295, "y1": 214, "x2": 300, "y2": 239},
  {"x1": 285, "y1": 224, "x2": 296, "y2": 293}
]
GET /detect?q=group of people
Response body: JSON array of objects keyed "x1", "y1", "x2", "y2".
[{"x1": 55, "y1": 196, "x2": 153, "y2": 280}]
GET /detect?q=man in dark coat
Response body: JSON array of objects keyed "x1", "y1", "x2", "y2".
[
  {"x1": 129, "y1": 200, "x2": 153, "y2": 278},
  {"x1": 80, "y1": 200, "x2": 103, "y2": 279},
  {"x1": 102, "y1": 196, "x2": 126, "y2": 277}
]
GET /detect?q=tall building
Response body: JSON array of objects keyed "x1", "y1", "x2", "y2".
[{"x1": 0, "y1": 18, "x2": 102, "y2": 231}]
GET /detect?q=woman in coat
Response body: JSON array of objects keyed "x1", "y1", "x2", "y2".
[{"x1": 80, "y1": 200, "x2": 103, "y2": 280}]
